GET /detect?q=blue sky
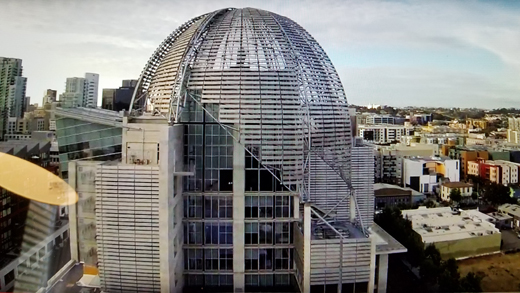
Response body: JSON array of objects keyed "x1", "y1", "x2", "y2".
[{"x1": 1, "y1": 0, "x2": 519, "y2": 108}]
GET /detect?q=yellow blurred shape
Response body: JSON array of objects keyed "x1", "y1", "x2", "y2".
[
  {"x1": 83, "y1": 265, "x2": 99, "y2": 275},
  {"x1": 0, "y1": 152, "x2": 78, "y2": 206}
]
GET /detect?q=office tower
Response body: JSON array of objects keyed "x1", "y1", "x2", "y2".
[
  {"x1": 102, "y1": 80, "x2": 136, "y2": 111},
  {"x1": 42, "y1": 89, "x2": 57, "y2": 105},
  {"x1": 84, "y1": 73, "x2": 99, "y2": 108},
  {"x1": 101, "y1": 88, "x2": 116, "y2": 110},
  {"x1": 0, "y1": 58, "x2": 25, "y2": 140},
  {"x1": 68, "y1": 8, "x2": 405, "y2": 293},
  {"x1": 121, "y1": 79, "x2": 138, "y2": 87}
]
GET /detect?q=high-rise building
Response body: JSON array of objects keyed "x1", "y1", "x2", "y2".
[
  {"x1": 122, "y1": 79, "x2": 138, "y2": 87},
  {"x1": 59, "y1": 73, "x2": 99, "y2": 108},
  {"x1": 59, "y1": 77, "x2": 87, "y2": 108},
  {"x1": 102, "y1": 80, "x2": 137, "y2": 111},
  {"x1": 84, "y1": 73, "x2": 99, "y2": 108},
  {"x1": 101, "y1": 88, "x2": 116, "y2": 110},
  {"x1": 67, "y1": 8, "x2": 405, "y2": 293},
  {"x1": 42, "y1": 89, "x2": 57, "y2": 105},
  {"x1": 0, "y1": 57, "x2": 26, "y2": 140}
]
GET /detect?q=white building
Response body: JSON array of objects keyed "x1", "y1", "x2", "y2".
[
  {"x1": 374, "y1": 143, "x2": 439, "y2": 185},
  {"x1": 440, "y1": 182, "x2": 473, "y2": 202},
  {"x1": 358, "y1": 124, "x2": 414, "y2": 144},
  {"x1": 59, "y1": 73, "x2": 99, "y2": 108},
  {"x1": 84, "y1": 73, "x2": 99, "y2": 108},
  {"x1": 403, "y1": 156, "x2": 459, "y2": 194},
  {"x1": 401, "y1": 207, "x2": 501, "y2": 259}
]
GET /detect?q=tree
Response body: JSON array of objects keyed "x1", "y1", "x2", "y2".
[
  {"x1": 438, "y1": 258, "x2": 461, "y2": 292},
  {"x1": 460, "y1": 272, "x2": 483, "y2": 292},
  {"x1": 471, "y1": 192, "x2": 478, "y2": 201},
  {"x1": 449, "y1": 188, "x2": 462, "y2": 203}
]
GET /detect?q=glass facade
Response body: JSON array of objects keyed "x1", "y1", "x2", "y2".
[{"x1": 55, "y1": 116, "x2": 122, "y2": 178}]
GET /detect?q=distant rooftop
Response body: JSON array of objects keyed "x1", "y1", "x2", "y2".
[
  {"x1": 441, "y1": 182, "x2": 473, "y2": 188},
  {"x1": 402, "y1": 207, "x2": 499, "y2": 243},
  {"x1": 406, "y1": 156, "x2": 453, "y2": 162},
  {"x1": 373, "y1": 183, "x2": 424, "y2": 196},
  {"x1": 498, "y1": 204, "x2": 520, "y2": 218}
]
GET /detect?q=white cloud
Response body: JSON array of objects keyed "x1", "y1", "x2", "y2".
[{"x1": 0, "y1": 0, "x2": 519, "y2": 107}]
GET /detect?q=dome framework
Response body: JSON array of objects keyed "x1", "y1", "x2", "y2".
[{"x1": 129, "y1": 7, "x2": 365, "y2": 231}]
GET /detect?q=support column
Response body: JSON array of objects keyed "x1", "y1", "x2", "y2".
[
  {"x1": 368, "y1": 238, "x2": 377, "y2": 293},
  {"x1": 303, "y1": 203, "x2": 312, "y2": 293},
  {"x1": 233, "y1": 125, "x2": 245, "y2": 292},
  {"x1": 377, "y1": 254, "x2": 389, "y2": 293}
]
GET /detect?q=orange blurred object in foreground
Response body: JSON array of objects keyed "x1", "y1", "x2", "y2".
[{"x1": 0, "y1": 152, "x2": 78, "y2": 206}]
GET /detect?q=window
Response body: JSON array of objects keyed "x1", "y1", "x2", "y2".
[
  {"x1": 205, "y1": 249, "x2": 219, "y2": 270},
  {"x1": 184, "y1": 196, "x2": 203, "y2": 218},
  {"x1": 184, "y1": 222, "x2": 203, "y2": 244},
  {"x1": 275, "y1": 196, "x2": 292, "y2": 218},
  {"x1": 204, "y1": 223, "x2": 232, "y2": 245},
  {"x1": 245, "y1": 196, "x2": 259, "y2": 218},
  {"x1": 275, "y1": 248, "x2": 292, "y2": 270},
  {"x1": 245, "y1": 223, "x2": 259, "y2": 244},
  {"x1": 184, "y1": 249, "x2": 203, "y2": 270},
  {"x1": 259, "y1": 223, "x2": 273, "y2": 244},
  {"x1": 245, "y1": 249, "x2": 273, "y2": 270},
  {"x1": 204, "y1": 196, "x2": 233, "y2": 219},
  {"x1": 275, "y1": 222, "x2": 291, "y2": 244}
]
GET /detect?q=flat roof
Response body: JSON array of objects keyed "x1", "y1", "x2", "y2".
[
  {"x1": 370, "y1": 223, "x2": 407, "y2": 255},
  {"x1": 373, "y1": 183, "x2": 424, "y2": 196},
  {"x1": 401, "y1": 207, "x2": 500, "y2": 243},
  {"x1": 441, "y1": 182, "x2": 473, "y2": 188},
  {"x1": 498, "y1": 204, "x2": 520, "y2": 218},
  {"x1": 406, "y1": 156, "x2": 453, "y2": 162}
]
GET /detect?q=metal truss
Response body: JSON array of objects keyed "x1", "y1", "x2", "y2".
[{"x1": 132, "y1": 8, "x2": 366, "y2": 233}]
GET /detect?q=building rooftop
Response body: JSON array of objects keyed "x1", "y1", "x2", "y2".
[
  {"x1": 498, "y1": 204, "x2": 520, "y2": 218},
  {"x1": 441, "y1": 182, "x2": 473, "y2": 188},
  {"x1": 406, "y1": 156, "x2": 453, "y2": 162},
  {"x1": 373, "y1": 183, "x2": 424, "y2": 197},
  {"x1": 401, "y1": 207, "x2": 499, "y2": 243}
]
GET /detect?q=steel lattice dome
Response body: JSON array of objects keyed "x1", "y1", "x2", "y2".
[{"x1": 130, "y1": 7, "x2": 352, "y2": 188}]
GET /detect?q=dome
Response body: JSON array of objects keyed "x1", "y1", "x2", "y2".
[{"x1": 130, "y1": 7, "x2": 352, "y2": 187}]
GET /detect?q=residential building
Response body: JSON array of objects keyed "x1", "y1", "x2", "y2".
[
  {"x1": 466, "y1": 118, "x2": 488, "y2": 130},
  {"x1": 84, "y1": 73, "x2": 99, "y2": 108},
  {"x1": 497, "y1": 204, "x2": 520, "y2": 229},
  {"x1": 59, "y1": 77, "x2": 87, "y2": 108},
  {"x1": 459, "y1": 148, "x2": 489, "y2": 179},
  {"x1": 65, "y1": 8, "x2": 406, "y2": 293},
  {"x1": 374, "y1": 143, "x2": 438, "y2": 185},
  {"x1": 402, "y1": 207, "x2": 501, "y2": 259},
  {"x1": 440, "y1": 182, "x2": 473, "y2": 202},
  {"x1": 0, "y1": 57, "x2": 25, "y2": 140},
  {"x1": 358, "y1": 124, "x2": 414, "y2": 144},
  {"x1": 59, "y1": 73, "x2": 99, "y2": 108},
  {"x1": 403, "y1": 156, "x2": 460, "y2": 194},
  {"x1": 42, "y1": 89, "x2": 57, "y2": 105},
  {"x1": 507, "y1": 117, "x2": 520, "y2": 144},
  {"x1": 468, "y1": 160, "x2": 520, "y2": 186},
  {"x1": 374, "y1": 183, "x2": 414, "y2": 209}
]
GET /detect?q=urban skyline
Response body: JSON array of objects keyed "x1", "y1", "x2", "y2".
[{"x1": 1, "y1": 0, "x2": 520, "y2": 108}]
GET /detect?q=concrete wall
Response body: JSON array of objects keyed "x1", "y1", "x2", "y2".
[{"x1": 432, "y1": 233, "x2": 501, "y2": 260}]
